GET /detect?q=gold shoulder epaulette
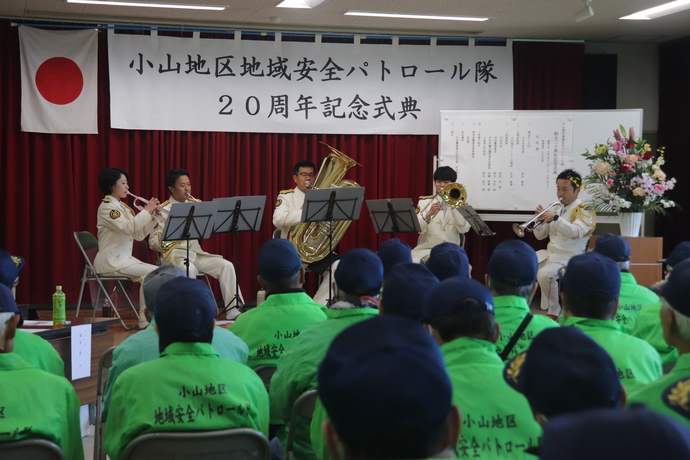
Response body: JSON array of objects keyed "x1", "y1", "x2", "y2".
[
  {"x1": 279, "y1": 189, "x2": 295, "y2": 194},
  {"x1": 419, "y1": 195, "x2": 434, "y2": 199},
  {"x1": 160, "y1": 200, "x2": 170, "y2": 207},
  {"x1": 102, "y1": 196, "x2": 112, "y2": 203},
  {"x1": 578, "y1": 203, "x2": 594, "y2": 211}
]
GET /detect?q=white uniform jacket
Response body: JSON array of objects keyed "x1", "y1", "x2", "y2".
[
  {"x1": 533, "y1": 198, "x2": 596, "y2": 265},
  {"x1": 411, "y1": 195, "x2": 470, "y2": 261},
  {"x1": 94, "y1": 196, "x2": 158, "y2": 274},
  {"x1": 272, "y1": 188, "x2": 305, "y2": 239}
]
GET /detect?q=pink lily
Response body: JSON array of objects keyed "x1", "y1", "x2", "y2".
[
  {"x1": 629, "y1": 126, "x2": 636, "y2": 140},
  {"x1": 613, "y1": 129, "x2": 622, "y2": 141}
]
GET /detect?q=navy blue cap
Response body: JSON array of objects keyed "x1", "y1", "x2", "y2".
[
  {"x1": 488, "y1": 240, "x2": 538, "y2": 286},
  {"x1": 652, "y1": 258, "x2": 690, "y2": 317},
  {"x1": 318, "y1": 316, "x2": 452, "y2": 450},
  {"x1": 0, "y1": 249, "x2": 24, "y2": 289},
  {"x1": 0, "y1": 284, "x2": 19, "y2": 314},
  {"x1": 155, "y1": 277, "x2": 216, "y2": 340},
  {"x1": 377, "y1": 238, "x2": 412, "y2": 277},
  {"x1": 258, "y1": 239, "x2": 302, "y2": 282},
  {"x1": 503, "y1": 327, "x2": 622, "y2": 418},
  {"x1": 593, "y1": 233, "x2": 631, "y2": 262},
  {"x1": 380, "y1": 263, "x2": 439, "y2": 322},
  {"x1": 424, "y1": 242, "x2": 469, "y2": 280},
  {"x1": 422, "y1": 277, "x2": 494, "y2": 322},
  {"x1": 335, "y1": 248, "x2": 383, "y2": 296},
  {"x1": 540, "y1": 406, "x2": 690, "y2": 460},
  {"x1": 659, "y1": 241, "x2": 690, "y2": 267},
  {"x1": 559, "y1": 252, "x2": 621, "y2": 301},
  {"x1": 143, "y1": 265, "x2": 185, "y2": 312}
]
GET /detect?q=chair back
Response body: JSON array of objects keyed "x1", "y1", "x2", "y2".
[
  {"x1": 94, "y1": 346, "x2": 116, "y2": 460},
  {"x1": 121, "y1": 427, "x2": 270, "y2": 460},
  {"x1": 253, "y1": 365, "x2": 277, "y2": 393},
  {"x1": 285, "y1": 389, "x2": 319, "y2": 460},
  {"x1": 0, "y1": 439, "x2": 65, "y2": 460},
  {"x1": 74, "y1": 231, "x2": 100, "y2": 269}
]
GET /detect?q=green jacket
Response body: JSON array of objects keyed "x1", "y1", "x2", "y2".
[
  {"x1": 0, "y1": 352, "x2": 83, "y2": 460},
  {"x1": 494, "y1": 296, "x2": 558, "y2": 361},
  {"x1": 104, "y1": 342, "x2": 269, "y2": 460},
  {"x1": 230, "y1": 291, "x2": 327, "y2": 368},
  {"x1": 272, "y1": 307, "x2": 379, "y2": 460},
  {"x1": 13, "y1": 329, "x2": 65, "y2": 377},
  {"x1": 628, "y1": 353, "x2": 690, "y2": 428},
  {"x1": 631, "y1": 302, "x2": 678, "y2": 365},
  {"x1": 615, "y1": 272, "x2": 660, "y2": 334},
  {"x1": 563, "y1": 316, "x2": 662, "y2": 392}
]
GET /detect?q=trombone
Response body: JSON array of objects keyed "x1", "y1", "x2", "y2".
[
  {"x1": 419, "y1": 183, "x2": 468, "y2": 222},
  {"x1": 513, "y1": 199, "x2": 563, "y2": 237}
]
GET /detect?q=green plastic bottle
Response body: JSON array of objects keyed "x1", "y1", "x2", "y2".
[{"x1": 52, "y1": 285, "x2": 66, "y2": 326}]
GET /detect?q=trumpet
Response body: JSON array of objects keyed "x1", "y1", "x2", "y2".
[
  {"x1": 418, "y1": 182, "x2": 468, "y2": 222},
  {"x1": 126, "y1": 191, "x2": 167, "y2": 216},
  {"x1": 513, "y1": 199, "x2": 563, "y2": 237}
]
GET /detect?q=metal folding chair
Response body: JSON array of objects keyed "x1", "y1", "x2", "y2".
[
  {"x1": 94, "y1": 346, "x2": 115, "y2": 460},
  {"x1": 285, "y1": 389, "x2": 319, "y2": 460},
  {"x1": 253, "y1": 365, "x2": 277, "y2": 393},
  {"x1": 0, "y1": 439, "x2": 65, "y2": 460},
  {"x1": 73, "y1": 231, "x2": 140, "y2": 330}
]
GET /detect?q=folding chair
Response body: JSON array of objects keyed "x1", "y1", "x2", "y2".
[
  {"x1": 73, "y1": 231, "x2": 140, "y2": 330},
  {"x1": 253, "y1": 365, "x2": 277, "y2": 393},
  {"x1": 121, "y1": 427, "x2": 270, "y2": 460},
  {"x1": 0, "y1": 439, "x2": 65, "y2": 460},
  {"x1": 94, "y1": 346, "x2": 115, "y2": 460},
  {"x1": 285, "y1": 389, "x2": 319, "y2": 460}
]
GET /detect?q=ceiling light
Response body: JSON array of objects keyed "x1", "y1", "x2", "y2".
[
  {"x1": 66, "y1": 0, "x2": 226, "y2": 10},
  {"x1": 276, "y1": 0, "x2": 326, "y2": 8},
  {"x1": 574, "y1": 1, "x2": 594, "y2": 22},
  {"x1": 620, "y1": 0, "x2": 690, "y2": 20},
  {"x1": 345, "y1": 11, "x2": 489, "y2": 22}
]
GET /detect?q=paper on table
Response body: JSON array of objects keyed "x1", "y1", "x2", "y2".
[
  {"x1": 71, "y1": 324, "x2": 92, "y2": 380},
  {"x1": 22, "y1": 320, "x2": 71, "y2": 327}
]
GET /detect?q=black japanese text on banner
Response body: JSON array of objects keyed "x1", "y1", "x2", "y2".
[{"x1": 108, "y1": 31, "x2": 513, "y2": 134}]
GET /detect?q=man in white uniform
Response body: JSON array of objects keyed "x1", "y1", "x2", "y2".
[
  {"x1": 149, "y1": 169, "x2": 243, "y2": 319},
  {"x1": 273, "y1": 160, "x2": 337, "y2": 305},
  {"x1": 411, "y1": 166, "x2": 470, "y2": 263},
  {"x1": 533, "y1": 169, "x2": 596, "y2": 319}
]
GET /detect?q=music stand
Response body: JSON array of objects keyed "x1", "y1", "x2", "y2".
[
  {"x1": 302, "y1": 187, "x2": 365, "y2": 305},
  {"x1": 458, "y1": 205, "x2": 495, "y2": 279},
  {"x1": 366, "y1": 198, "x2": 421, "y2": 235},
  {"x1": 212, "y1": 195, "x2": 266, "y2": 316},
  {"x1": 162, "y1": 201, "x2": 219, "y2": 278}
]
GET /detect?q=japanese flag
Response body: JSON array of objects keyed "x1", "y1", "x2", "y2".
[{"x1": 19, "y1": 26, "x2": 98, "y2": 134}]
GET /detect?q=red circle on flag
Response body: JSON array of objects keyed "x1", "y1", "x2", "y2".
[{"x1": 35, "y1": 57, "x2": 84, "y2": 105}]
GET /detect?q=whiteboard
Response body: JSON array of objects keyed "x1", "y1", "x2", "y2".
[{"x1": 438, "y1": 109, "x2": 643, "y2": 211}]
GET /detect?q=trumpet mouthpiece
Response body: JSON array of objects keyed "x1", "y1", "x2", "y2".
[{"x1": 305, "y1": 181, "x2": 312, "y2": 188}]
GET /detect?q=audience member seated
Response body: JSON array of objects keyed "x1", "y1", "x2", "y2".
[
  {"x1": 423, "y1": 277, "x2": 542, "y2": 458},
  {"x1": 559, "y1": 251, "x2": 662, "y2": 391},
  {"x1": 0, "y1": 248, "x2": 64, "y2": 376},
  {"x1": 379, "y1": 263, "x2": 438, "y2": 322},
  {"x1": 270, "y1": 248, "x2": 383, "y2": 460},
  {"x1": 593, "y1": 233, "x2": 659, "y2": 333},
  {"x1": 423, "y1": 242, "x2": 470, "y2": 281},
  {"x1": 629, "y1": 259, "x2": 690, "y2": 427},
  {"x1": 103, "y1": 265, "x2": 249, "y2": 417},
  {"x1": 486, "y1": 240, "x2": 558, "y2": 360},
  {"x1": 539, "y1": 406, "x2": 690, "y2": 460},
  {"x1": 0, "y1": 284, "x2": 84, "y2": 459},
  {"x1": 104, "y1": 277, "x2": 269, "y2": 460},
  {"x1": 631, "y1": 241, "x2": 690, "y2": 367},
  {"x1": 317, "y1": 315, "x2": 459, "y2": 460},
  {"x1": 376, "y1": 238, "x2": 412, "y2": 281},
  {"x1": 230, "y1": 239, "x2": 327, "y2": 368}
]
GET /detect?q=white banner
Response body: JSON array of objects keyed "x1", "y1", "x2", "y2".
[{"x1": 108, "y1": 31, "x2": 513, "y2": 134}]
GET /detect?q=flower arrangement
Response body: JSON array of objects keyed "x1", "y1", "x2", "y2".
[{"x1": 582, "y1": 126, "x2": 677, "y2": 213}]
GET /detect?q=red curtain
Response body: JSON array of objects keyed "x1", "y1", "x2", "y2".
[{"x1": 0, "y1": 22, "x2": 584, "y2": 303}]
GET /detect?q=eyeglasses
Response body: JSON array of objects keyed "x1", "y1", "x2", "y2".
[{"x1": 297, "y1": 173, "x2": 316, "y2": 178}]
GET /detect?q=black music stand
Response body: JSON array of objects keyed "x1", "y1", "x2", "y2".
[
  {"x1": 458, "y1": 205, "x2": 495, "y2": 279},
  {"x1": 366, "y1": 198, "x2": 421, "y2": 236},
  {"x1": 302, "y1": 187, "x2": 365, "y2": 305},
  {"x1": 212, "y1": 195, "x2": 266, "y2": 316},
  {"x1": 162, "y1": 201, "x2": 219, "y2": 278}
]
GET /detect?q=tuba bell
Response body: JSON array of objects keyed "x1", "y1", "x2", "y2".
[{"x1": 289, "y1": 144, "x2": 361, "y2": 263}]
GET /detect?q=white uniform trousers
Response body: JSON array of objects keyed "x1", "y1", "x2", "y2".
[
  {"x1": 103, "y1": 261, "x2": 158, "y2": 325},
  {"x1": 537, "y1": 260, "x2": 565, "y2": 316}
]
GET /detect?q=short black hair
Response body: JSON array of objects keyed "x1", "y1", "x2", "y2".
[
  {"x1": 165, "y1": 168, "x2": 190, "y2": 188},
  {"x1": 487, "y1": 276, "x2": 533, "y2": 299},
  {"x1": 261, "y1": 271, "x2": 302, "y2": 294},
  {"x1": 158, "y1": 327, "x2": 214, "y2": 354},
  {"x1": 562, "y1": 289, "x2": 617, "y2": 320},
  {"x1": 293, "y1": 160, "x2": 316, "y2": 175},
  {"x1": 433, "y1": 166, "x2": 457, "y2": 183},
  {"x1": 425, "y1": 308, "x2": 496, "y2": 343},
  {"x1": 557, "y1": 169, "x2": 582, "y2": 190},
  {"x1": 98, "y1": 167, "x2": 129, "y2": 195}
]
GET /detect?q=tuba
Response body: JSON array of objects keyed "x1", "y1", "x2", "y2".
[{"x1": 289, "y1": 144, "x2": 361, "y2": 263}]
